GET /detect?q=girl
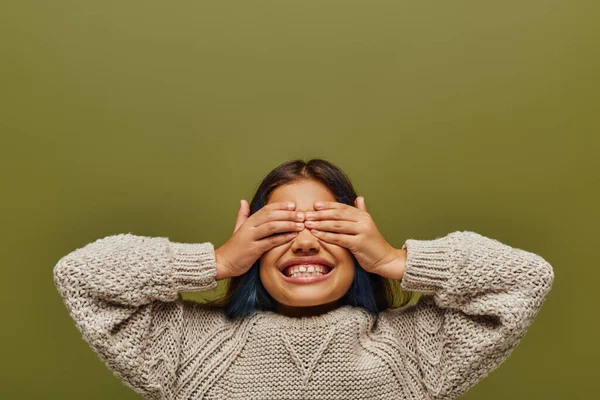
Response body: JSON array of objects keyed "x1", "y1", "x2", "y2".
[{"x1": 54, "y1": 158, "x2": 554, "y2": 400}]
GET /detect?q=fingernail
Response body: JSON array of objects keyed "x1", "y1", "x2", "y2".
[
  {"x1": 315, "y1": 201, "x2": 324, "y2": 208},
  {"x1": 305, "y1": 212, "x2": 315, "y2": 220},
  {"x1": 287, "y1": 202, "x2": 295, "y2": 209},
  {"x1": 296, "y1": 212, "x2": 304, "y2": 220}
]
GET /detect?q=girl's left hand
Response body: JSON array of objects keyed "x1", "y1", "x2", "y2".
[{"x1": 303, "y1": 197, "x2": 399, "y2": 276}]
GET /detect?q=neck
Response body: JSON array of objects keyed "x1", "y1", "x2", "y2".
[{"x1": 275, "y1": 299, "x2": 342, "y2": 318}]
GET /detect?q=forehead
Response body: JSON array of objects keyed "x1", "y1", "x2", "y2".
[{"x1": 268, "y1": 180, "x2": 336, "y2": 211}]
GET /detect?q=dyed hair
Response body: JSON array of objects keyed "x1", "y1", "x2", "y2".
[{"x1": 204, "y1": 158, "x2": 414, "y2": 320}]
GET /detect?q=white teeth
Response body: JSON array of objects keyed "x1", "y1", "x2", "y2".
[
  {"x1": 290, "y1": 271, "x2": 325, "y2": 278},
  {"x1": 283, "y1": 264, "x2": 331, "y2": 277}
]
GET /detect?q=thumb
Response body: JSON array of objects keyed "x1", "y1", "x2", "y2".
[
  {"x1": 355, "y1": 196, "x2": 367, "y2": 212},
  {"x1": 234, "y1": 199, "x2": 250, "y2": 233}
]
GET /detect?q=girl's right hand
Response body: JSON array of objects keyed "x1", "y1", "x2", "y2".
[{"x1": 214, "y1": 200, "x2": 306, "y2": 279}]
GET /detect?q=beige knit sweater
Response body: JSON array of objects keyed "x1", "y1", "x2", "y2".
[{"x1": 53, "y1": 230, "x2": 554, "y2": 400}]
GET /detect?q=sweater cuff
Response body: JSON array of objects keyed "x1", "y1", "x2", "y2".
[
  {"x1": 399, "y1": 232, "x2": 470, "y2": 294},
  {"x1": 170, "y1": 241, "x2": 218, "y2": 292}
]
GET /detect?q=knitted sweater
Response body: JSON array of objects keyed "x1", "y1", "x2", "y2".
[{"x1": 53, "y1": 230, "x2": 554, "y2": 400}]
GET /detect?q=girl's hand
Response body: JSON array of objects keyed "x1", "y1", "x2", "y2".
[
  {"x1": 214, "y1": 200, "x2": 306, "y2": 279},
  {"x1": 304, "y1": 197, "x2": 404, "y2": 278}
]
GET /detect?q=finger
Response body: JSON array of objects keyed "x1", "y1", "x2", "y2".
[
  {"x1": 309, "y1": 229, "x2": 356, "y2": 250},
  {"x1": 314, "y1": 200, "x2": 347, "y2": 210},
  {"x1": 303, "y1": 219, "x2": 360, "y2": 235},
  {"x1": 252, "y1": 209, "x2": 304, "y2": 227},
  {"x1": 251, "y1": 202, "x2": 302, "y2": 227},
  {"x1": 254, "y1": 220, "x2": 305, "y2": 240},
  {"x1": 234, "y1": 199, "x2": 250, "y2": 233},
  {"x1": 305, "y1": 207, "x2": 361, "y2": 222},
  {"x1": 258, "y1": 231, "x2": 299, "y2": 251}
]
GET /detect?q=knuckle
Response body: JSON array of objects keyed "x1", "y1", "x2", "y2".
[
  {"x1": 267, "y1": 222, "x2": 278, "y2": 233},
  {"x1": 344, "y1": 239, "x2": 355, "y2": 251},
  {"x1": 256, "y1": 240, "x2": 270, "y2": 253}
]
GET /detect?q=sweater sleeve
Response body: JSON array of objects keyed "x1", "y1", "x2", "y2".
[
  {"x1": 53, "y1": 233, "x2": 230, "y2": 400},
  {"x1": 378, "y1": 230, "x2": 555, "y2": 400}
]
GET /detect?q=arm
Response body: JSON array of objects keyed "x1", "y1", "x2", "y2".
[
  {"x1": 53, "y1": 233, "x2": 230, "y2": 399},
  {"x1": 378, "y1": 231, "x2": 555, "y2": 400}
]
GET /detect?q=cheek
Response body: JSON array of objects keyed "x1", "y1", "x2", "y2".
[
  {"x1": 260, "y1": 247, "x2": 277, "y2": 262},
  {"x1": 321, "y1": 243, "x2": 353, "y2": 261},
  {"x1": 259, "y1": 247, "x2": 285, "y2": 271}
]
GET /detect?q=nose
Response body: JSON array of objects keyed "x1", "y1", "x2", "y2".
[{"x1": 290, "y1": 225, "x2": 321, "y2": 253}]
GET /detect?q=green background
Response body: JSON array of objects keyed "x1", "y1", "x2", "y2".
[{"x1": 1, "y1": 0, "x2": 596, "y2": 398}]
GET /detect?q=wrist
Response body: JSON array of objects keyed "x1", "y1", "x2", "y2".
[
  {"x1": 214, "y1": 248, "x2": 232, "y2": 280},
  {"x1": 377, "y1": 248, "x2": 407, "y2": 280}
]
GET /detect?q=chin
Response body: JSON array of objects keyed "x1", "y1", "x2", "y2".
[
  {"x1": 260, "y1": 268, "x2": 352, "y2": 308},
  {"x1": 283, "y1": 299, "x2": 328, "y2": 307}
]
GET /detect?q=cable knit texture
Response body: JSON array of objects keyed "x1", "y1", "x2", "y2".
[{"x1": 53, "y1": 231, "x2": 554, "y2": 400}]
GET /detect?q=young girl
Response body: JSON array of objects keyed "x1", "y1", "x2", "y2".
[{"x1": 54, "y1": 158, "x2": 554, "y2": 400}]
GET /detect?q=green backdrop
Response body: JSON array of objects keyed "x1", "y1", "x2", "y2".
[{"x1": 1, "y1": 1, "x2": 595, "y2": 398}]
